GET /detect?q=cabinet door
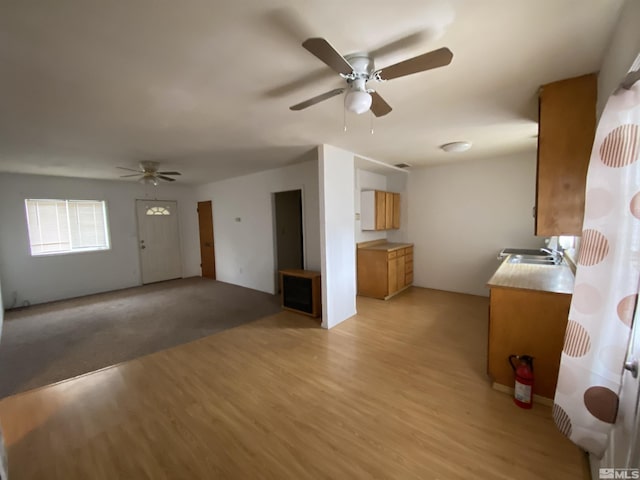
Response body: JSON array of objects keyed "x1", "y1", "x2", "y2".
[
  {"x1": 375, "y1": 191, "x2": 386, "y2": 230},
  {"x1": 536, "y1": 73, "x2": 596, "y2": 236},
  {"x1": 392, "y1": 193, "x2": 400, "y2": 229},
  {"x1": 385, "y1": 192, "x2": 394, "y2": 229},
  {"x1": 387, "y1": 255, "x2": 398, "y2": 294},
  {"x1": 405, "y1": 249, "x2": 413, "y2": 285},
  {"x1": 488, "y1": 287, "x2": 571, "y2": 398},
  {"x1": 357, "y1": 250, "x2": 388, "y2": 299},
  {"x1": 397, "y1": 254, "x2": 406, "y2": 290},
  {"x1": 360, "y1": 191, "x2": 376, "y2": 230}
]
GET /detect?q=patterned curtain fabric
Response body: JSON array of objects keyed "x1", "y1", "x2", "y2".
[{"x1": 553, "y1": 54, "x2": 640, "y2": 458}]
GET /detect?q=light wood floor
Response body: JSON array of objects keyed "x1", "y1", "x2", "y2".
[{"x1": 0, "y1": 287, "x2": 583, "y2": 479}]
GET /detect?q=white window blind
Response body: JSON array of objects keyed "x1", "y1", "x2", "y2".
[{"x1": 25, "y1": 199, "x2": 110, "y2": 256}]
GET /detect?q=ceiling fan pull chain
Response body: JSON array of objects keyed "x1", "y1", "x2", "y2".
[
  {"x1": 343, "y1": 106, "x2": 347, "y2": 132},
  {"x1": 370, "y1": 113, "x2": 374, "y2": 135}
]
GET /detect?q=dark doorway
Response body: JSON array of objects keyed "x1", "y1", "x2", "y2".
[{"x1": 274, "y1": 190, "x2": 304, "y2": 290}]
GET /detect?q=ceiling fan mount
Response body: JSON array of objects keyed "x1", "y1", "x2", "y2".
[
  {"x1": 290, "y1": 37, "x2": 453, "y2": 117},
  {"x1": 117, "y1": 161, "x2": 182, "y2": 186},
  {"x1": 341, "y1": 55, "x2": 375, "y2": 80}
]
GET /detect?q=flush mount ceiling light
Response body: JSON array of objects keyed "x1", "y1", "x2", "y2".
[{"x1": 440, "y1": 141, "x2": 472, "y2": 153}]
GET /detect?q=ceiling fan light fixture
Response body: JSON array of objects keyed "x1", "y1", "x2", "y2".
[
  {"x1": 139, "y1": 176, "x2": 159, "y2": 187},
  {"x1": 344, "y1": 90, "x2": 372, "y2": 115},
  {"x1": 440, "y1": 141, "x2": 472, "y2": 153}
]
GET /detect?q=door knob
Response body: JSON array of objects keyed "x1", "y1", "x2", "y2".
[
  {"x1": 141, "y1": 245, "x2": 146, "y2": 249},
  {"x1": 624, "y1": 359, "x2": 638, "y2": 378}
]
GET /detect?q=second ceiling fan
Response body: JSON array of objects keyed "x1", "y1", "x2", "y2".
[
  {"x1": 117, "y1": 161, "x2": 181, "y2": 186},
  {"x1": 290, "y1": 37, "x2": 453, "y2": 117}
]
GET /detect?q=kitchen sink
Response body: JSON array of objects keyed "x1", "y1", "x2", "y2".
[
  {"x1": 507, "y1": 254, "x2": 560, "y2": 266},
  {"x1": 500, "y1": 248, "x2": 550, "y2": 257}
]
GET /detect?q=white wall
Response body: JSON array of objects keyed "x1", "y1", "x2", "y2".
[
  {"x1": 597, "y1": 0, "x2": 640, "y2": 116},
  {"x1": 354, "y1": 169, "x2": 387, "y2": 243},
  {"x1": 386, "y1": 172, "x2": 410, "y2": 244},
  {"x1": 407, "y1": 153, "x2": 544, "y2": 297},
  {"x1": 0, "y1": 173, "x2": 200, "y2": 306},
  {"x1": 195, "y1": 157, "x2": 320, "y2": 295},
  {"x1": 319, "y1": 145, "x2": 357, "y2": 329},
  {"x1": 592, "y1": 0, "x2": 640, "y2": 474}
]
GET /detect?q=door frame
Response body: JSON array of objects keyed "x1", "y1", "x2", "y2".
[
  {"x1": 271, "y1": 186, "x2": 307, "y2": 292},
  {"x1": 135, "y1": 198, "x2": 183, "y2": 285}
]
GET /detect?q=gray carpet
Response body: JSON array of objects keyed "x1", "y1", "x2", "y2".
[{"x1": 0, "y1": 277, "x2": 281, "y2": 398}]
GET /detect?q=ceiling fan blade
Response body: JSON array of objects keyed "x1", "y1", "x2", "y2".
[
  {"x1": 157, "y1": 171, "x2": 181, "y2": 175},
  {"x1": 290, "y1": 88, "x2": 345, "y2": 111},
  {"x1": 302, "y1": 38, "x2": 353, "y2": 75},
  {"x1": 370, "y1": 91, "x2": 393, "y2": 117},
  {"x1": 120, "y1": 174, "x2": 142, "y2": 178},
  {"x1": 117, "y1": 166, "x2": 143, "y2": 173},
  {"x1": 378, "y1": 47, "x2": 453, "y2": 81},
  {"x1": 157, "y1": 175, "x2": 176, "y2": 182}
]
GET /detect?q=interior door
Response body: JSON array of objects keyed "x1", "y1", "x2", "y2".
[
  {"x1": 136, "y1": 200, "x2": 182, "y2": 284},
  {"x1": 197, "y1": 200, "x2": 216, "y2": 279}
]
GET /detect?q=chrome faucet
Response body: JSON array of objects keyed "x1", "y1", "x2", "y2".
[{"x1": 541, "y1": 247, "x2": 564, "y2": 264}]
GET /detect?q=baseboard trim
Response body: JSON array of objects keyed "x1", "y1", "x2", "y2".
[{"x1": 492, "y1": 382, "x2": 554, "y2": 406}]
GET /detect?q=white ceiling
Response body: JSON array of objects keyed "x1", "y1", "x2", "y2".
[{"x1": 0, "y1": 0, "x2": 624, "y2": 185}]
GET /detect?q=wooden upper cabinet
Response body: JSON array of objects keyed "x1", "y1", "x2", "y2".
[
  {"x1": 360, "y1": 190, "x2": 401, "y2": 231},
  {"x1": 392, "y1": 193, "x2": 400, "y2": 229},
  {"x1": 375, "y1": 191, "x2": 386, "y2": 230},
  {"x1": 385, "y1": 192, "x2": 394, "y2": 229},
  {"x1": 536, "y1": 73, "x2": 597, "y2": 236}
]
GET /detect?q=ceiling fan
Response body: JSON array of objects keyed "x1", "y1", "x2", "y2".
[
  {"x1": 117, "y1": 161, "x2": 181, "y2": 186},
  {"x1": 290, "y1": 37, "x2": 453, "y2": 117}
]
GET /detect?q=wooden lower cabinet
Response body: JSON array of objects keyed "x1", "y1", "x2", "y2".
[
  {"x1": 279, "y1": 270, "x2": 322, "y2": 319},
  {"x1": 487, "y1": 287, "x2": 570, "y2": 399},
  {"x1": 358, "y1": 245, "x2": 413, "y2": 299}
]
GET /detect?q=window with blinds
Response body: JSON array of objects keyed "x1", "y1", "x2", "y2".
[{"x1": 25, "y1": 199, "x2": 111, "y2": 256}]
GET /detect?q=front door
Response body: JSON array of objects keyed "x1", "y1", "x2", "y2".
[
  {"x1": 197, "y1": 200, "x2": 216, "y2": 279},
  {"x1": 136, "y1": 199, "x2": 182, "y2": 284}
]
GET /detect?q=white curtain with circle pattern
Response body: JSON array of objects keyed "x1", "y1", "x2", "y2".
[{"x1": 553, "y1": 54, "x2": 640, "y2": 457}]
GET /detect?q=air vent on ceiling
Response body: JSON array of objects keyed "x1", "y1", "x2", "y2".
[{"x1": 394, "y1": 163, "x2": 412, "y2": 169}]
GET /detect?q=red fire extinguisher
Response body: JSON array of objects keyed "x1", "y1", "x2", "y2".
[{"x1": 509, "y1": 355, "x2": 534, "y2": 409}]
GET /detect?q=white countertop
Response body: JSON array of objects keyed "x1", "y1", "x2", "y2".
[{"x1": 487, "y1": 255, "x2": 575, "y2": 295}]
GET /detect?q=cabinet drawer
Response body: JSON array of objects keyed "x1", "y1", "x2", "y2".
[
  {"x1": 388, "y1": 250, "x2": 398, "y2": 260},
  {"x1": 404, "y1": 246, "x2": 413, "y2": 255},
  {"x1": 405, "y1": 272, "x2": 413, "y2": 284}
]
